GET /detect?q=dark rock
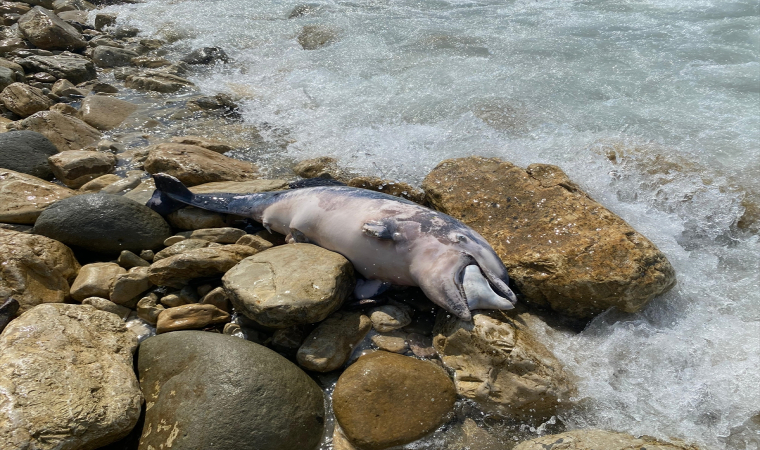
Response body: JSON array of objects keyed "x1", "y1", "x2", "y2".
[
  {"x1": 33, "y1": 193, "x2": 172, "y2": 254},
  {"x1": 18, "y1": 52, "x2": 96, "y2": 84},
  {"x1": 0, "y1": 130, "x2": 58, "y2": 179},
  {"x1": 92, "y1": 45, "x2": 138, "y2": 68},
  {"x1": 94, "y1": 13, "x2": 116, "y2": 31},
  {"x1": 0, "y1": 297, "x2": 19, "y2": 333},
  {"x1": 137, "y1": 331, "x2": 325, "y2": 450},
  {"x1": 181, "y1": 46, "x2": 229, "y2": 65}
]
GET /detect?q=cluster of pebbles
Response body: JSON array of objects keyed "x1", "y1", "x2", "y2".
[{"x1": 0, "y1": 1, "x2": 700, "y2": 450}]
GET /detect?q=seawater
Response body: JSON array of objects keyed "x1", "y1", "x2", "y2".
[{"x1": 101, "y1": 0, "x2": 759, "y2": 448}]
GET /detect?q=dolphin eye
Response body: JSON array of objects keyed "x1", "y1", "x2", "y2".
[{"x1": 455, "y1": 234, "x2": 468, "y2": 243}]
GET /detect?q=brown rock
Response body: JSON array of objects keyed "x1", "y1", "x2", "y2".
[
  {"x1": 298, "y1": 25, "x2": 338, "y2": 50},
  {"x1": 148, "y1": 244, "x2": 258, "y2": 288},
  {"x1": 0, "y1": 228, "x2": 80, "y2": 313},
  {"x1": 79, "y1": 173, "x2": 121, "y2": 192},
  {"x1": 200, "y1": 286, "x2": 231, "y2": 312},
  {"x1": 422, "y1": 157, "x2": 677, "y2": 319},
  {"x1": 143, "y1": 143, "x2": 258, "y2": 186},
  {"x1": 0, "y1": 82, "x2": 53, "y2": 117},
  {"x1": 15, "y1": 110, "x2": 101, "y2": 153},
  {"x1": 117, "y1": 249, "x2": 150, "y2": 269},
  {"x1": 369, "y1": 304, "x2": 412, "y2": 332},
  {"x1": 222, "y1": 243, "x2": 355, "y2": 328},
  {"x1": 513, "y1": 429, "x2": 701, "y2": 450},
  {"x1": 17, "y1": 6, "x2": 86, "y2": 51},
  {"x1": 235, "y1": 233, "x2": 274, "y2": 251},
  {"x1": 124, "y1": 70, "x2": 194, "y2": 93},
  {"x1": 47, "y1": 150, "x2": 116, "y2": 188},
  {"x1": 170, "y1": 135, "x2": 234, "y2": 153},
  {"x1": 109, "y1": 266, "x2": 152, "y2": 306},
  {"x1": 81, "y1": 296, "x2": 132, "y2": 320},
  {"x1": 348, "y1": 176, "x2": 426, "y2": 204},
  {"x1": 433, "y1": 311, "x2": 575, "y2": 420},
  {"x1": 176, "y1": 227, "x2": 246, "y2": 244},
  {"x1": 136, "y1": 295, "x2": 163, "y2": 325},
  {"x1": 0, "y1": 169, "x2": 76, "y2": 224},
  {"x1": 156, "y1": 303, "x2": 230, "y2": 333},
  {"x1": 80, "y1": 95, "x2": 137, "y2": 131},
  {"x1": 153, "y1": 238, "x2": 215, "y2": 261},
  {"x1": 0, "y1": 304, "x2": 142, "y2": 450},
  {"x1": 70, "y1": 262, "x2": 125, "y2": 301},
  {"x1": 296, "y1": 311, "x2": 371, "y2": 372},
  {"x1": 293, "y1": 156, "x2": 352, "y2": 182},
  {"x1": 371, "y1": 330, "x2": 409, "y2": 353},
  {"x1": 189, "y1": 178, "x2": 288, "y2": 194},
  {"x1": 333, "y1": 351, "x2": 457, "y2": 450},
  {"x1": 166, "y1": 206, "x2": 233, "y2": 230},
  {"x1": 51, "y1": 78, "x2": 84, "y2": 97}
]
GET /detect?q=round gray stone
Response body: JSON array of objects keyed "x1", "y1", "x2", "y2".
[
  {"x1": 137, "y1": 331, "x2": 325, "y2": 450},
  {"x1": 0, "y1": 130, "x2": 58, "y2": 179},
  {"x1": 33, "y1": 193, "x2": 172, "y2": 254}
]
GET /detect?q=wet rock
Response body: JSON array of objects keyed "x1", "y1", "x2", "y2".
[
  {"x1": 92, "y1": 45, "x2": 138, "y2": 68},
  {"x1": 170, "y1": 135, "x2": 234, "y2": 153},
  {"x1": 0, "y1": 82, "x2": 53, "y2": 117},
  {"x1": 153, "y1": 238, "x2": 215, "y2": 261},
  {"x1": 124, "y1": 70, "x2": 194, "y2": 93},
  {"x1": 0, "y1": 169, "x2": 76, "y2": 223},
  {"x1": 513, "y1": 429, "x2": 699, "y2": 450},
  {"x1": 0, "y1": 297, "x2": 20, "y2": 333},
  {"x1": 0, "y1": 130, "x2": 58, "y2": 179},
  {"x1": 70, "y1": 261, "x2": 125, "y2": 301},
  {"x1": 0, "y1": 2, "x2": 31, "y2": 15},
  {"x1": 136, "y1": 294, "x2": 163, "y2": 325},
  {"x1": 131, "y1": 55, "x2": 171, "y2": 68},
  {"x1": 0, "y1": 37, "x2": 26, "y2": 53},
  {"x1": 81, "y1": 296, "x2": 131, "y2": 320},
  {"x1": 296, "y1": 311, "x2": 371, "y2": 372},
  {"x1": 181, "y1": 46, "x2": 229, "y2": 65},
  {"x1": 433, "y1": 311, "x2": 575, "y2": 420},
  {"x1": 32, "y1": 193, "x2": 172, "y2": 253},
  {"x1": 79, "y1": 173, "x2": 121, "y2": 192},
  {"x1": 48, "y1": 150, "x2": 117, "y2": 188},
  {"x1": 0, "y1": 228, "x2": 79, "y2": 312},
  {"x1": 160, "y1": 291, "x2": 190, "y2": 308},
  {"x1": 407, "y1": 332, "x2": 436, "y2": 358},
  {"x1": 93, "y1": 12, "x2": 116, "y2": 30},
  {"x1": 348, "y1": 176, "x2": 426, "y2": 204},
  {"x1": 143, "y1": 143, "x2": 258, "y2": 186},
  {"x1": 422, "y1": 157, "x2": 677, "y2": 319},
  {"x1": 176, "y1": 227, "x2": 247, "y2": 244},
  {"x1": 166, "y1": 206, "x2": 232, "y2": 230},
  {"x1": 80, "y1": 94, "x2": 137, "y2": 130},
  {"x1": 17, "y1": 52, "x2": 96, "y2": 84},
  {"x1": 288, "y1": 3, "x2": 321, "y2": 18},
  {"x1": 293, "y1": 156, "x2": 352, "y2": 182},
  {"x1": 298, "y1": 24, "x2": 338, "y2": 50},
  {"x1": 117, "y1": 249, "x2": 150, "y2": 269},
  {"x1": 0, "y1": 304, "x2": 141, "y2": 450},
  {"x1": 235, "y1": 233, "x2": 274, "y2": 251},
  {"x1": 56, "y1": 9, "x2": 87, "y2": 23},
  {"x1": 49, "y1": 102, "x2": 78, "y2": 116},
  {"x1": 223, "y1": 243, "x2": 355, "y2": 328},
  {"x1": 148, "y1": 244, "x2": 258, "y2": 288},
  {"x1": 51, "y1": 78, "x2": 83, "y2": 97},
  {"x1": 189, "y1": 178, "x2": 289, "y2": 194},
  {"x1": 109, "y1": 266, "x2": 152, "y2": 306},
  {"x1": 122, "y1": 178, "x2": 155, "y2": 204},
  {"x1": 14, "y1": 110, "x2": 101, "y2": 152},
  {"x1": 137, "y1": 331, "x2": 325, "y2": 450},
  {"x1": 369, "y1": 304, "x2": 412, "y2": 332},
  {"x1": 100, "y1": 171, "x2": 143, "y2": 194},
  {"x1": 52, "y1": 0, "x2": 92, "y2": 14},
  {"x1": 17, "y1": 6, "x2": 86, "y2": 51},
  {"x1": 0, "y1": 66, "x2": 18, "y2": 91},
  {"x1": 371, "y1": 330, "x2": 409, "y2": 353},
  {"x1": 155, "y1": 303, "x2": 230, "y2": 333},
  {"x1": 333, "y1": 351, "x2": 457, "y2": 450},
  {"x1": 197, "y1": 286, "x2": 229, "y2": 312}
]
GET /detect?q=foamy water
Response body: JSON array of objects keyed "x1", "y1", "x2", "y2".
[{"x1": 102, "y1": 0, "x2": 759, "y2": 447}]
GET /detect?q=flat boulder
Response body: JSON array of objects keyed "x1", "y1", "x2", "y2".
[
  {"x1": 32, "y1": 193, "x2": 172, "y2": 253},
  {"x1": 0, "y1": 304, "x2": 141, "y2": 450},
  {"x1": 124, "y1": 70, "x2": 194, "y2": 93},
  {"x1": 0, "y1": 228, "x2": 79, "y2": 313},
  {"x1": 0, "y1": 130, "x2": 58, "y2": 179},
  {"x1": 0, "y1": 169, "x2": 76, "y2": 223},
  {"x1": 18, "y1": 53, "x2": 96, "y2": 84},
  {"x1": 513, "y1": 429, "x2": 700, "y2": 450},
  {"x1": 48, "y1": 150, "x2": 117, "y2": 188},
  {"x1": 223, "y1": 243, "x2": 355, "y2": 328},
  {"x1": 143, "y1": 143, "x2": 258, "y2": 186},
  {"x1": 0, "y1": 82, "x2": 53, "y2": 117},
  {"x1": 433, "y1": 310, "x2": 575, "y2": 420},
  {"x1": 17, "y1": 6, "x2": 86, "y2": 51},
  {"x1": 91, "y1": 45, "x2": 138, "y2": 68},
  {"x1": 137, "y1": 331, "x2": 325, "y2": 450},
  {"x1": 80, "y1": 95, "x2": 138, "y2": 130},
  {"x1": 332, "y1": 351, "x2": 457, "y2": 450},
  {"x1": 148, "y1": 244, "x2": 258, "y2": 288},
  {"x1": 422, "y1": 157, "x2": 677, "y2": 319},
  {"x1": 14, "y1": 110, "x2": 101, "y2": 152}
]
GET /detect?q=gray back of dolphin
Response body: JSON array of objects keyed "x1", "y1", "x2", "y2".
[{"x1": 148, "y1": 173, "x2": 517, "y2": 320}]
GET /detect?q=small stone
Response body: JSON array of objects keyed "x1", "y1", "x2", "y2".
[
  {"x1": 124, "y1": 70, "x2": 194, "y2": 93},
  {"x1": 109, "y1": 266, "x2": 152, "y2": 306},
  {"x1": 80, "y1": 94, "x2": 137, "y2": 130},
  {"x1": 160, "y1": 292, "x2": 188, "y2": 308},
  {"x1": 79, "y1": 173, "x2": 122, "y2": 192},
  {"x1": 0, "y1": 82, "x2": 53, "y2": 117},
  {"x1": 148, "y1": 244, "x2": 258, "y2": 288},
  {"x1": 117, "y1": 250, "x2": 150, "y2": 269},
  {"x1": 235, "y1": 234, "x2": 274, "y2": 251},
  {"x1": 369, "y1": 304, "x2": 412, "y2": 332},
  {"x1": 131, "y1": 56, "x2": 171, "y2": 68},
  {"x1": 181, "y1": 47, "x2": 229, "y2": 65},
  {"x1": 136, "y1": 295, "x2": 164, "y2": 325},
  {"x1": 90, "y1": 82, "x2": 119, "y2": 94},
  {"x1": 271, "y1": 325, "x2": 307, "y2": 350},
  {"x1": 51, "y1": 78, "x2": 83, "y2": 97},
  {"x1": 298, "y1": 25, "x2": 338, "y2": 50},
  {"x1": 332, "y1": 351, "x2": 457, "y2": 450},
  {"x1": 223, "y1": 322, "x2": 241, "y2": 336},
  {"x1": 81, "y1": 296, "x2": 132, "y2": 320},
  {"x1": 94, "y1": 13, "x2": 116, "y2": 31},
  {"x1": 163, "y1": 235, "x2": 186, "y2": 247},
  {"x1": 177, "y1": 227, "x2": 247, "y2": 244},
  {"x1": 100, "y1": 171, "x2": 143, "y2": 194},
  {"x1": 47, "y1": 150, "x2": 117, "y2": 189},
  {"x1": 296, "y1": 311, "x2": 371, "y2": 372},
  {"x1": 371, "y1": 331, "x2": 409, "y2": 353},
  {"x1": 156, "y1": 303, "x2": 230, "y2": 333},
  {"x1": 407, "y1": 332, "x2": 436, "y2": 358},
  {"x1": 293, "y1": 156, "x2": 352, "y2": 182},
  {"x1": 200, "y1": 286, "x2": 230, "y2": 312},
  {"x1": 70, "y1": 262, "x2": 126, "y2": 302},
  {"x1": 49, "y1": 102, "x2": 78, "y2": 116},
  {"x1": 139, "y1": 249, "x2": 154, "y2": 261}
]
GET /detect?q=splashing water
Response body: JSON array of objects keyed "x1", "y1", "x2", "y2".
[{"x1": 103, "y1": 0, "x2": 760, "y2": 448}]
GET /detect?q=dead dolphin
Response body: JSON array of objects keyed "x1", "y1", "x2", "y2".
[{"x1": 148, "y1": 173, "x2": 517, "y2": 320}]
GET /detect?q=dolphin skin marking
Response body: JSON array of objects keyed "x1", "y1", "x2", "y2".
[{"x1": 148, "y1": 173, "x2": 517, "y2": 321}]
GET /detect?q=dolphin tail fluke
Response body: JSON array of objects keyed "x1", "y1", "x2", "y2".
[{"x1": 146, "y1": 173, "x2": 194, "y2": 215}]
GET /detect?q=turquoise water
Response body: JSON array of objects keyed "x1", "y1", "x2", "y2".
[{"x1": 103, "y1": 0, "x2": 760, "y2": 448}]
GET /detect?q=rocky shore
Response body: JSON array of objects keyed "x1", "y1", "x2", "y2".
[{"x1": 0, "y1": 2, "x2": 700, "y2": 449}]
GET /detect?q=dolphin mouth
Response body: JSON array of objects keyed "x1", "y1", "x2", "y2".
[{"x1": 459, "y1": 264, "x2": 516, "y2": 311}]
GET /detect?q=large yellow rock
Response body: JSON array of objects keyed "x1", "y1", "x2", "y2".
[
  {"x1": 143, "y1": 143, "x2": 258, "y2": 186},
  {"x1": 0, "y1": 169, "x2": 77, "y2": 224},
  {"x1": 423, "y1": 157, "x2": 676, "y2": 319}
]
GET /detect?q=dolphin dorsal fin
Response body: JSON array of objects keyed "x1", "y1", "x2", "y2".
[{"x1": 362, "y1": 220, "x2": 394, "y2": 239}]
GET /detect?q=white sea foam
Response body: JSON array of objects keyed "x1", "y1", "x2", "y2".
[{"x1": 103, "y1": 0, "x2": 759, "y2": 447}]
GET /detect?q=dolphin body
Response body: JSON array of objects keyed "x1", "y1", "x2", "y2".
[{"x1": 148, "y1": 173, "x2": 517, "y2": 321}]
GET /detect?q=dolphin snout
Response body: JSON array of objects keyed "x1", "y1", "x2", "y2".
[{"x1": 462, "y1": 265, "x2": 516, "y2": 311}]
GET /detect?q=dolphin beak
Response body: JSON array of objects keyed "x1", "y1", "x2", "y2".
[{"x1": 462, "y1": 265, "x2": 516, "y2": 311}]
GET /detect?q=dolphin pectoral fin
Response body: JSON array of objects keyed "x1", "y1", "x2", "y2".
[
  {"x1": 463, "y1": 265, "x2": 515, "y2": 311},
  {"x1": 354, "y1": 279, "x2": 392, "y2": 299},
  {"x1": 362, "y1": 221, "x2": 393, "y2": 240}
]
